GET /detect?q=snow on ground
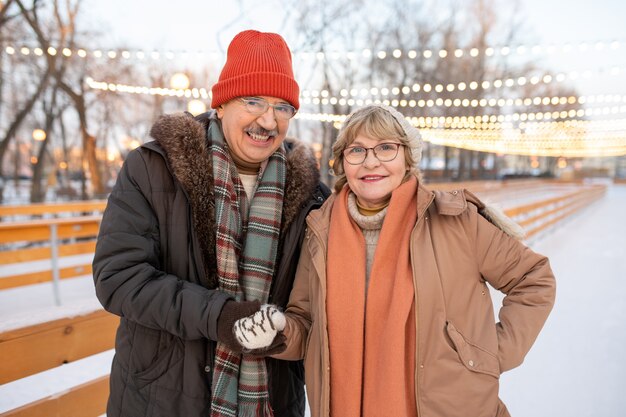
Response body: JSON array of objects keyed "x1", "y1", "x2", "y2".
[
  {"x1": 498, "y1": 184, "x2": 626, "y2": 417},
  {"x1": 0, "y1": 350, "x2": 114, "y2": 413},
  {"x1": 0, "y1": 254, "x2": 100, "y2": 332},
  {"x1": 0, "y1": 184, "x2": 625, "y2": 416},
  {"x1": 0, "y1": 277, "x2": 102, "y2": 333},
  {"x1": 0, "y1": 274, "x2": 108, "y2": 413}
]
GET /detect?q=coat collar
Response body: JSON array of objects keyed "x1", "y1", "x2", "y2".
[
  {"x1": 145, "y1": 111, "x2": 321, "y2": 287},
  {"x1": 307, "y1": 177, "x2": 523, "y2": 244},
  {"x1": 307, "y1": 177, "x2": 434, "y2": 245}
]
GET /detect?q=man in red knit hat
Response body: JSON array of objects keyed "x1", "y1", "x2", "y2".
[{"x1": 94, "y1": 30, "x2": 330, "y2": 417}]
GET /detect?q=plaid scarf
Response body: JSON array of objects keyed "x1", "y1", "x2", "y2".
[{"x1": 209, "y1": 120, "x2": 286, "y2": 417}]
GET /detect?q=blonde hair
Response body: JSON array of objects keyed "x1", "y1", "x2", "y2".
[{"x1": 331, "y1": 105, "x2": 420, "y2": 193}]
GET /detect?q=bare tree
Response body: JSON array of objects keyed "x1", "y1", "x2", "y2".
[
  {"x1": 284, "y1": 0, "x2": 369, "y2": 185},
  {"x1": 30, "y1": 79, "x2": 66, "y2": 202},
  {"x1": 15, "y1": 0, "x2": 107, "y2": 198},
  {"x1": 0, "y1": 1, "x2": 55, "y2": 202},
  {"x1": 0, "y1": 0, "x2": 19, "y2": 28}
]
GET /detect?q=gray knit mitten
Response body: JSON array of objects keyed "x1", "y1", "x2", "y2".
[{"x1": 233, "y1": 304, "x2": 286, "y2": 350}]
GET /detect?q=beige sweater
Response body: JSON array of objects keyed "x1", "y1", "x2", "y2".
[{"x1": 347, "y1": 193, "x2": 387, "y2": 295}]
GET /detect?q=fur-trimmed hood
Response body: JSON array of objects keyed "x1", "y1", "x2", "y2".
[{"x1": 147, "y1": 111, "x2": 321, "y2": 287}]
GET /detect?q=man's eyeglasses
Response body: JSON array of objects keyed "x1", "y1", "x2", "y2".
[
  {"x1": 239, "y1": 97, "x2": 297, "y2": 120},
  {"x1": 343, "y1": 142, "x2": 404, "y2": 165}
]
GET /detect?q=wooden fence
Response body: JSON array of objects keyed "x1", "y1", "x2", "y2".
[
  {"x1": 504, "y1": 183, "x2": 607, "y2": 238},
  {"x1": 0, "y1": 309, "x2": 117, "y2": 416},
  {"x1": 1, "y1": 376, "x2": 110, "y2": 417},
  {"x1": 0, "y1": 200, "x2": 106, "y2": 221},
  {"x1": 0, "y1": 180, "x2": 608, "y2": 416},
  {"x1": 0, "y1": 216, "x2": 100, "y2": 300},
  {"x1": 0, "y1": 310, "x2": 118, "y2": 384}
]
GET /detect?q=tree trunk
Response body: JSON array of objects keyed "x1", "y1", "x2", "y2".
[
  {"x1": 30, "y1": 137, "x2": 48, "y2": 202},
  {"x1": 0, "y1": 67, "x2": 52, "y2": 201},
  {"x1": 58, "y1": 81, "x2": 104, "y2": 197},
  {"x1": 83, "y1": 131, "x2": 102, "y2": 196},
  {"x1": 31, "y1": 78, "x2": 63, "y2": 202}
]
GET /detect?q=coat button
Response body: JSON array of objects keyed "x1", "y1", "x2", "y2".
[
  {"x1": 205, "y1": 365, "x2": 211, "y2": 372},
  {"x1": 468, "y1": 360, "x2": 474, "y2": 367}
]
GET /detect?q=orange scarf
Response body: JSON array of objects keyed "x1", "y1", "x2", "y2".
[{"x1": 327, "y1": 176, "x2": 418, "y2": 417}]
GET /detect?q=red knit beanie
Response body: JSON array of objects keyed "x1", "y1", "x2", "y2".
[{"x1": 211, "y1": 30, "x2": 300, "y2": 110}]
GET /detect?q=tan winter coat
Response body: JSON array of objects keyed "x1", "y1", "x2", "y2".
[{"x1": 274, "y1": 182, "x2": 556, "y2": 417}]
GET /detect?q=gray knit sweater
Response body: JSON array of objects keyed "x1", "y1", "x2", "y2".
[{"x1": 347, "y1": 193, "x2": 387, "y2": 296}]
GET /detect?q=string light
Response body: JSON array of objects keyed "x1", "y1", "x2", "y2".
[
  {"x1": 85, "y1": 77, "x2": 211, "y2": 99},
  {"x1": 301, "y1": 93, "x2": 626, "y2": 111},
  {"x1": 86, "y1": 74, "x2": 626, "y2": 130},
  {"x1": 297, "y1": 111, "x2": 626, "y2": 127},
  {"x1": 85, "y1": 75, "x2": 626, "y2": 113},
  {"x1": 5, "y1": 37, "x2": 624, "y2": 158},
  {"x1": 293, "y1": 112, "x2": 626, "y2": 157},
  {"x1": 3, "y1": 38, "x2": 623, "y2": 62},
  {"x1": 300, "y1": 100, "x2": 626, "y2": 123},
  {"x1": 300, "y1": 68, "x2": 626, "y2": 99},
  {"x1": 1, "y1": 45, "x2": 219, "y2": 62},
  {"x1": 419, "y1": 129, "x2": 626, "y2": 157}
]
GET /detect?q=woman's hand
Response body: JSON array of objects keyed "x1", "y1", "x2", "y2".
[{"x1": 233, "y1": 304, "x2": 286, "y2": 350}]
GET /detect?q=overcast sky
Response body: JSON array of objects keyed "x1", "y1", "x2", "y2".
[{"x1": 82, "y1": 0, "x2": 626, "y2": 97}]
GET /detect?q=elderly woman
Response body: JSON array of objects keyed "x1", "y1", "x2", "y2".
[{"x1": 237, "y1": 104, "x2": 556, "y2": 417}]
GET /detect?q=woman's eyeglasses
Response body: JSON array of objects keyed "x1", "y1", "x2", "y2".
[{"x1": 343, "y1": 142, "x2": 404, "y2": 165}]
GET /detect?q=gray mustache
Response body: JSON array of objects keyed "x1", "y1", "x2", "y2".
[{"x1": 245, "y1": 128, "x2": 278, "y2": 137}]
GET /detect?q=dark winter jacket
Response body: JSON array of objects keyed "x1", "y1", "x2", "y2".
[{"x1": 93, "y1": 111, "x2": 330, "y2": 417}]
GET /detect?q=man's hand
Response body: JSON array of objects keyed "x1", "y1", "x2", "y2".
[{"x1": 216, "y1": 299, "x2": 261, "y2": 353}]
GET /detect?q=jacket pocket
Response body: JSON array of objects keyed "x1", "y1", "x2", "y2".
[
  {"x1": 446, "y1": 321, "x2": 500, "y2": 378},
  {"x1": 130, "y1": 326, "x2": 184, "y2": 390}
]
